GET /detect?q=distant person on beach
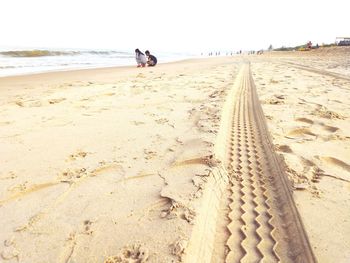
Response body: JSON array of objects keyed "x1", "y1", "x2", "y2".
[
  {"x1": 145, "y1": 50, "x2": 157, "y2": 67},
  {"x1": 135, "y1": 49, "x2": 147, "y2": 67}
]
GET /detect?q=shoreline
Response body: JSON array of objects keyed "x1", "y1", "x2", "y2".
[
  {"x1": 0, "y1": 56, "x2": 197, "y2": 79},
  {"x1": 0, "y1": 58, "x2": 205, "y2": 84}
]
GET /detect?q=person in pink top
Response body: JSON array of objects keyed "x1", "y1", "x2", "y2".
[{"x1": 135, "y1": 49, "x2": 147, "y2": 67}]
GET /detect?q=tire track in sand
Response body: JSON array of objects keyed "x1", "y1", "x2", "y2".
[
  {"x1": 223, "y1": 63, "x2": 316, "y2": 263},
  {"x1": 184, "y1": 62, "x2": 316, "y2": 263},
  {"x1": 281, "y1": 61, "x2": 350, "y2": 83}
]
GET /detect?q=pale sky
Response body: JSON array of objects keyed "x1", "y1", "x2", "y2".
[{"x1": 0, "y1": 0, "x2": 349, "y2": 52}]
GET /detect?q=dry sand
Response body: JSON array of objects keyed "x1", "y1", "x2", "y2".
[
  {"x1": 251, "y1": 47, "x2": 350, "y2": 263},
  {"x1": 0, "y1": 48, "x2": 349, "y2": 262}
]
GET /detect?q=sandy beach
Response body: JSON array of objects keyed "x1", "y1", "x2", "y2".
[{"x1": 1, "y1": 48, "x2": 349, "y2": 262}]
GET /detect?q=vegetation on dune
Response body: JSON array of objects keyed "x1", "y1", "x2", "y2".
[{"x1": 272, "y1": 42, "x2": 337, "y2": 51}]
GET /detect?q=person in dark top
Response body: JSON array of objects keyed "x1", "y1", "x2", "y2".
[{"x1": 145, "y1": 50, "x2": 157, "y2": 67}]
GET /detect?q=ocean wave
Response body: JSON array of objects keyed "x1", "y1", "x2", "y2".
[
  {"x1": 0, "y1": 50, "x2": 132, "y2": 57},
  {"x1": 0, "y1": 65, "x2": 16, "y2": 69},
  {"x1": 0, "y1": 50, "x2": 77, "y2": 57}
]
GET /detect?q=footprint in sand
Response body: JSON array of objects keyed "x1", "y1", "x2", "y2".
[
  {"x1": 269, "y1": 78, "x2": 279, "y2": 84},
  {"x1": 136, "y1": 73, "x2": 146, "y2": 78},
  {"x1": 80, "y1": 97, "x2": 92, "y2": 102},
  {"x1": 81, "y1": 219, "x2": 94, "y2": 235},
  {"x1": 103, "y1": 92, "x2": 116, "y2": 96},
  {"x1": 286, "y1": 127, "x2": 317, "y2": 139},
  {"x1": 263, "y1": 95, "x2": 285, "y2": 105},
  {"x1": 159, "y1": 193, "x2": 196, "y2": 224},
  {"x1": 1, "y1": 181, "x2": 60, "y2": 205},
  {"x1": 132, "y1": 121, "x2": 145, "y2": 126},
  {"x1": 1, "y1": 239, "x2": 19, "y2": 261},
  {"x1": 300, "y1": 156, "x2": 317, "y2": 167},
  {"x1": 58, "y1": 168, "x2": 88, "y2": 183},
  {"x1": 8, "y1": 182, "x2": 29, "y2": 192},
  {"x1": 171, "y1": 238, "x2": 188, "y2": 260},
  {"x1": 155, "y1": 118, "x2": 169, "y2": 124},
  {"x1": 0, "y1": 171, "x2": 17, "y2": 180},
  {"x1": 104, "y1": 243, "x2": 149, "y2": 263},
  {"x1": 0, "y1": 121, "x2": 13, "y2": 126},
  {"x1": 15, "y1": 99, "x2": 42, "y2": 107},
  {"x1": 295, "y1": 117, "x2": 314, "y2": 124},
  {"x1": 275, "y1": 144, "x2": 293, "y2": 153},
  {"x1": 91, "y1": 161, "x2": 124, "y2": 176},
  {"x1": 321, "y1": 125, "x2": 339, "y2": 133},
  {"x1": 323, "y1": 134, "x2": 350, "y2": 142},
  {"x1": 68, "y1": 151, "x2": 88, "y2": 161},
  {"x1": 48, "y1": 98, "x2": 66, "y2": 104},
  {"x1": 312, "y1": 106, "x2": 345, "y2": 120},
  {"x1": 331, "y1": 99, "x2": 342, "y2": 104},
  {"x1": 295, "y1": 117, "x2": 340, "y2": 134},
  {"x1": 318, "y1": 156, "x2": 350, "y2": 173},
  {"x1": 144, "y1": 149, "x2": 157, "y2": 160}
]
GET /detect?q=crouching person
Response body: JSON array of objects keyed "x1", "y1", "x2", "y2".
[
  {"x1": 135, "y1": 49, "x2": 147, "y2": 67},
  {"x1": 145, "y1": 50, "x2": 157, "y2": 67}
]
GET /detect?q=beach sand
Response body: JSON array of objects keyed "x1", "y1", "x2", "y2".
[{"x1": 0, "y1": 48, "x2": 349, "y2": 262}]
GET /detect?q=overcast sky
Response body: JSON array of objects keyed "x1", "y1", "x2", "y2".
[{"x1": 0, "y1": 0, "x2": 349, "y2": 52}]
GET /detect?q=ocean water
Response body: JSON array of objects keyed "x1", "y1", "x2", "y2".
[{"x1": 0, "y1": 47, "x2": 195, "y2": 77}]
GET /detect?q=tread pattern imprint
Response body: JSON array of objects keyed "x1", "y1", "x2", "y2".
[{"x1": 184, "y1": 62, "x2": 317, "y2": 263}]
